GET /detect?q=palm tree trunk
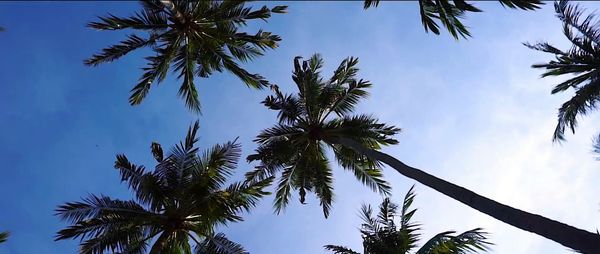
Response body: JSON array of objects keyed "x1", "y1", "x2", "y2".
[
  {"x1": 333, "y1": 137, "x2": 600, "y2": 253},
  {"x1": 149, "y1": 230, "x2": 172, "y2": 254}
]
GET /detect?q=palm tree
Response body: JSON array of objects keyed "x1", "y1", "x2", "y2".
[
  {"x1": 0, "y1": 231, "x2": 9, "y2": 244},
  {"x1": 325, "y1": 186, "x2": 491, "y2": 254},
  {"x1": 55, "y1": 121, "x2": 273, "y2": 254},
  {"x1": 249, "y1": 54, "x2": 600, "y2": 253},
  {"x1": 246, "y1": 54, "x2": 400, "y2": 218},
  {"x1": 86, "y1": 0, "x2": 287, "y2": 112},
  {"x1": 363, "y1": 0, "x2": 542, "y2": 39},
  {"x1": 525, "y1": 0, "x2": 600, "y2": 142}
]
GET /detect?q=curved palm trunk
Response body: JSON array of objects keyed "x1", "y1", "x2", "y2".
[{"x1": 333, "y1": 137, "x2": 600, "y2": 253}]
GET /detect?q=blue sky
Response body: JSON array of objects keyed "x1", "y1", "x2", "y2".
[{"x1": 1, "y1": 1, "x2": 600, "y2": 253}]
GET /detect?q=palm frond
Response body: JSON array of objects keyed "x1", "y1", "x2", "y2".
[
  {"x1": 114, "y1": 154, "x2": 147, "y2": 192},
  {"x1": 262, "y1": 85, "x2": 306, "y2": 124},
  {"x1": 77, "y1": 224, "x2": 147, "y2": 254},
  {"x1": 273, "y1": 166, "x2": 295, "y2": 215},
  {"x1": 398, "y1": 186, "x2": 420, "y2": 252},
  {"x1": 222, "y1": 176, "x2": 274, "y2": 214},
  {"x1": 55, "y1": 194, "x2": 153, "y2": 224},
  {"x1": 87, "y1": 11, "x2": 168, "y2": 31},
  {"x1": 324, "y1": 245, "x2": 361, "y2": 254},
  {"x1": 377, "y1": 198, "x2": 398, "y2": 229},
  {"x1": 129, "y1": 35, "x2": 181, "y2": 107},
  {"x1": 363, "y1": 0, "x2": 380, "y2": 9},
  {"x1": 195, "y1": 233, "x2": 248, "y2": 254},
  {"x1": 313, "y1": 152, "x2": 335, "y2": 218},
  {"x1": 365, "y1": 0, "x2": 542, "y2": 39},
  {"x1": 526, "y1": 0, "x2": 600, "y2": 142},
  {"x1": 499, "y1": 0, "x2": 543, "y2": 11},
  {"x1": 359, "y1": 204, "x2": 379, "y2": 235},
  {"x1": 331, "y1": 145, "x2": 391, "y2": 195},
  {"x1": 174, "y1": 38, "x2": 201, "y2": 112},
  {"x1": 0, "y1": 231, "x2": 9, "y2": 244},
  {"x1": 553, "y1": 79, "x2": 600, "y2": 141},
  {"x1": 85, "y1": 33, "x2": 162, "y2": 66},
  {"x1": 416, "y1": 228, "x2": 491, "y2": 254},
  {"x1": 324, "y1": 114, "x2": 401, "y2": 148},
  {"x1": 196, "y1": 139, "x2": 242, "y2": 189}
]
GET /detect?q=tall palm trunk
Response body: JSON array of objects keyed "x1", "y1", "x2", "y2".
[{"x1": 332, "y1": 137, "x2": 600, "y2": 253}]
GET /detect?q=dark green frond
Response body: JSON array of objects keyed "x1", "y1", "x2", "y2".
[
  {"x1": 331, "y1": 144, "x2": 391, "y2": 195},
  {"x1": 377, "y1": 198, "x2": 398, "y2": 229},
  {"x1": 55, "y1": 194, "x2": 150, "y2": 224},
  {"x1": 553, "y1": 79, "x2": 600, "y2": 141},
  {"x1": 273, "y1": 166, "x2": 295, "y2": 215},
  {"x1": 174, "y1": 38, "x2": 201, "y2": 112},
  {"x1": 222, "y1": 176, "x2": 274, "y2": 215},
  {"x1": 498, "y1": 0, "x2": 542, "y2": 11},
  {"x1": 363, "y1": 0, "x2": 380, "y2": 9},
  {"x1": 84, "y1": 33, "x2": 161, "y2": 66},
  {"x1": 324, "y1": 245, "x2": 361, "y2": 254},
  {"x1": 128, "y1": 35, "x2": 181, "y2": 107},
  {"x1": 313, "y1": 152, "x2": 335, "y2": 218},
  {"x1": 197, "y1": 139, "x2": 242, "y2": 188},
  {"x1": 359, "y1": 204, "x2": 379, "y2": 234},
  {"x1": 87, "y1": 11, "x2": 168, "y2": 31},
  {"x1": 114, "y1": 154, "x2": 147, "y2": 192},
  {"x1": 416, "y1": 228, "x2": 491, "y2": 254},
  {"x1": 324, "y1": 114, "x2": 401, "y2": 148},
  {"x1": 195, "y1": 233, "x2": 248, "y2": 254},
  {"x1": 0, "y1": 231, "x2": 9, "y2": 244},
  {"x1": 365, "y1": 0, "x2": 541, "y2": 39},
  {"x1": 526, "y1": 0, "x2": 600, "y2": 142}
]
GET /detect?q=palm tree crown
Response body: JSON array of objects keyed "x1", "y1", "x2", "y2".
[
  {"x1": 55, "y1": 121, "x2": 273, "y2": 254},
  {"x1": 86, "y1": 0, "x2": 287, "y2": 112},
  {"x1": 246, "y1": 54, "x2": 401, "y2": 217},
  {"x1": 364, "y1": 0, "x2": 542, "y2": 39},
  {"x1": 526, "y1": 0, "x2": 600, "y2": 142},
  {"x1": 325, "y1": 186, "x2": 492, "y2": 254}
]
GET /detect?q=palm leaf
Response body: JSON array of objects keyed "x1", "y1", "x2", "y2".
[
  {"x1": 324, "y1": 245, "x2": 361, "y2": 254},
  {"x1": 365, "y1": 0, "x2": 542, "y2": 39},
  {"x1": 526, "y1": 0, "x2": 600, "y2": 142},
  {"x1": 416, "y1": 228, "x2": 491, "y2": 253},
  {"x1": 195, "y1": 233, "x2": 248, "y2": 254},
  {"x1": 0, "y1": 231, "x2": 9, "y2": 244}
]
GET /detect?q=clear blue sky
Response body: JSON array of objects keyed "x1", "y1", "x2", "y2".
[{"x1": 1, "y1": 1, "x2": 599, "y2": 253}]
